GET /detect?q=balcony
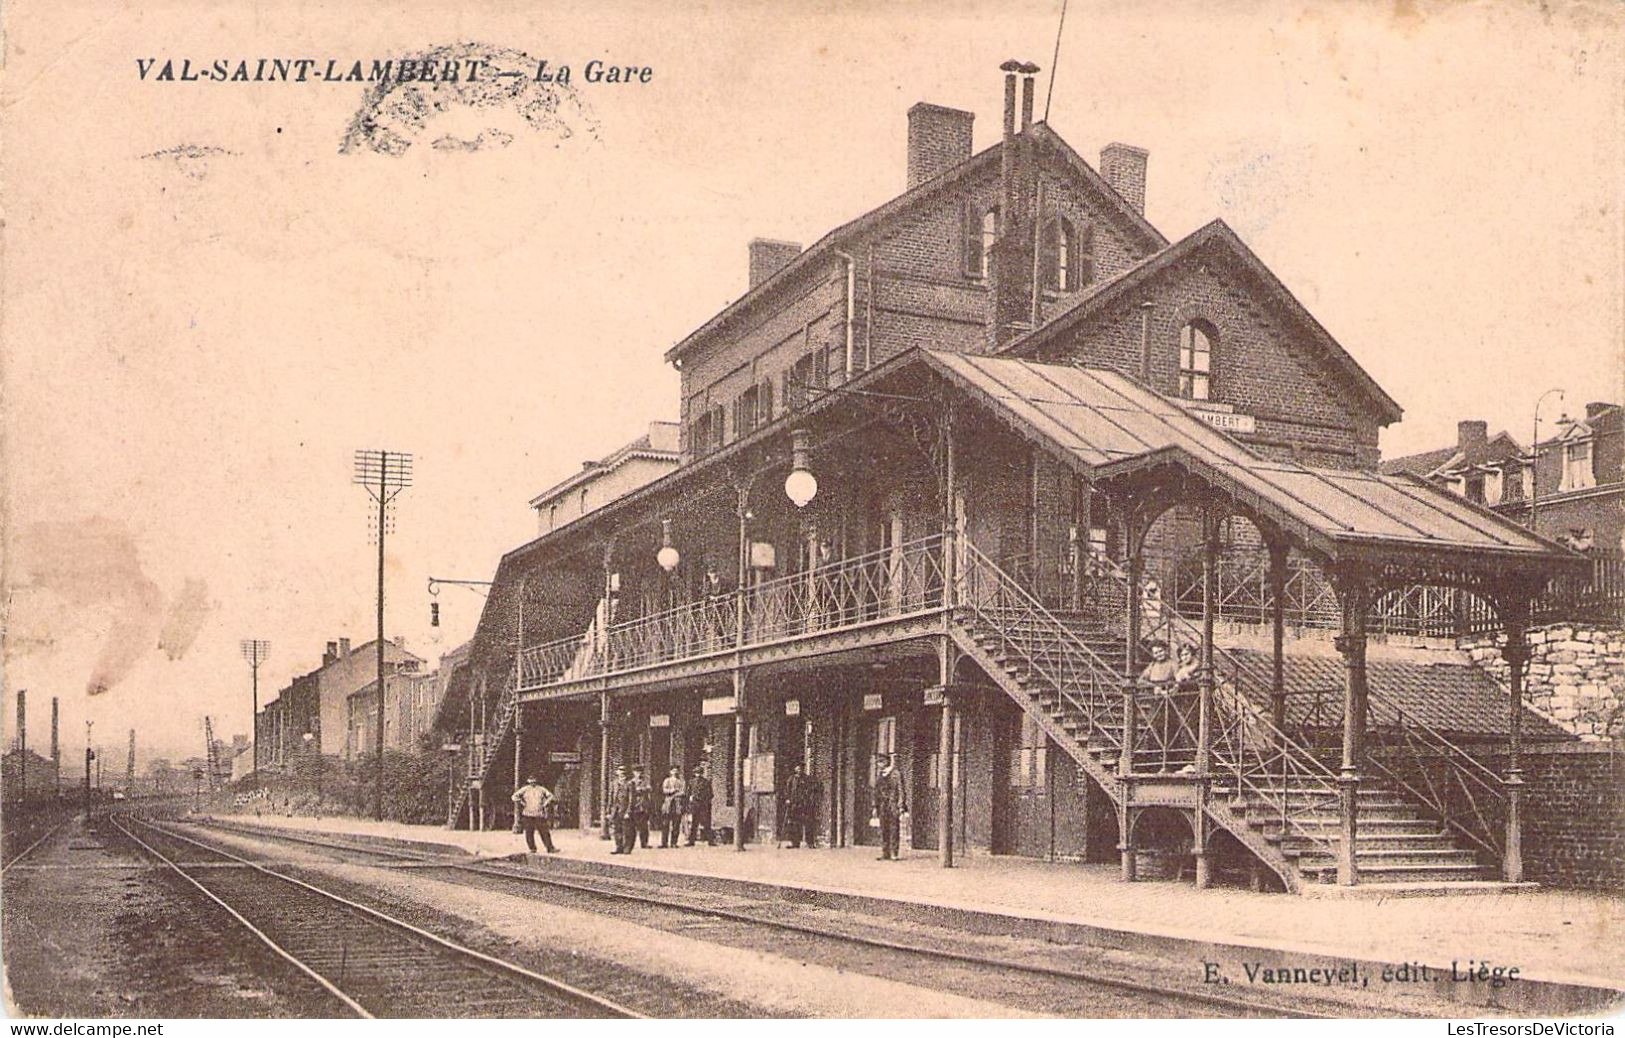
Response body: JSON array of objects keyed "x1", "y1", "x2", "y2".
[{"x1": 517, "y1": 534, "x2": 947, "y2": 697}]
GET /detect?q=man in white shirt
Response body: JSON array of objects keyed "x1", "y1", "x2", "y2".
[{"x1": 511, "y1": 775, "x2": 558, "y2": 854}]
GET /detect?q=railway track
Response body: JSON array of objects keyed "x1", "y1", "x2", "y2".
[
  {"x1": 2, "y1": 820, "x2": 69, "y2": 873},
  {"x1": 107, "y1": 813, "x2": 641, "y2": 1019},
  {"x1": 188, "y1": 816, "x2": 1363, "y2": 1019}
]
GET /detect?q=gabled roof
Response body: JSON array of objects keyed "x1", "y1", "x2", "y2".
[
  {"x1": 664, "y1": 121, "x2": 1168, "y2": 365},
  {"x1": 1000, "y1": 219, "x2": 1404, "y2": 426},
  {"x1": 1381, "y1": 430, "x2": 1523, "y2": 479}
]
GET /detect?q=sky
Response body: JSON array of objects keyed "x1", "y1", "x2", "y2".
[{"x1": 2, "y1": 0, "x2": 1621, "y2": 768}]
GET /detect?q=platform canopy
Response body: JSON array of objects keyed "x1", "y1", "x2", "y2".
[{"x1": 921, "y1": 350, "x2": 1580, "y2": 585}]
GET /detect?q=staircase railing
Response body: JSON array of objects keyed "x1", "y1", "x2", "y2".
[
  {"x1": 1365, "y1": 691, "x2": 1507, "y2": 862},
  {"x1": 956, "y1": 542, "x2": 1126, "y2": 759},
  {"x1": 1080, "y1": 550, "x2": 1344, "y2": 859},
  {"x1": 448, "y1": 663, "x2": 519, "y2": 828}
]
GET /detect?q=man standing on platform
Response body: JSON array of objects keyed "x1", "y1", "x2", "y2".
[
  {"x1": 630, "y1": 765, "x2": 653, "y2": 849},
  {"x1": 609, "y1": 764, "x2": 635, "y2": 854},
  {"x1": 872, "y1": 753, "x2": 907, "y2": 860},
  {"x1": 659, "y1": 766, "x2": 686, "y2": 848},
  {"x1": 686, "y1": 764, "x2": 714, "y2": 846},
  {"x1": 510, "y1": 775, "x2": 558, "y2": 854}
]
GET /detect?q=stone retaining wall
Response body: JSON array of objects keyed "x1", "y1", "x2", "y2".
[{"x1": 1463, "y1": 623, "x2": 1625, "y2": 740}]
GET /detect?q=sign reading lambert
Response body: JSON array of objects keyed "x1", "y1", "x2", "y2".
[{"x1": 1190, "y1": 408, "x2": 1257, "y2": 434}]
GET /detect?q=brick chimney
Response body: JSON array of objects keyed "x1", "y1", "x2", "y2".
[
  {"x1": 338, "y1": 637, "x2": 352, "y2": 657},
  {"x1": 988, "y1": 61, "x2": 1041, "y2": 351},
  {"x1": 1457, "y1": 420, "x2": 1488, "y2": 450},
  {"x1": 324, "y1": 641, "x2": 339, "y2": 666},
  {"x1": 1100, "y1": 143, "x2": 1149, "y2": 215},
  {"x1": 748, "y1": 238, "x2": 801, "y2": 289},
  {"x1": 906, "y1": 103, "x2": 974, "y2": 189}
]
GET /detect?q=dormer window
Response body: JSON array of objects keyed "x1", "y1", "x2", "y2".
[
  {"x1": 1178, "y1": 321, "x2": 1214, "y2": 401},
  {"x1": 1562, "y1": 440, "x2": 1595, "y2": 492}
]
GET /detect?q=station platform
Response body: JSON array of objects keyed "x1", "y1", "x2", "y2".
[{"x1": 208, "y1": 810, "x2": 1625, "y2": 1003}]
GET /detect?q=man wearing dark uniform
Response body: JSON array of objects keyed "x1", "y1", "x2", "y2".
[
  {"x1": 872, "y1": 754, "x2": 907, "y2": 860},
  {"x1": 630, "y1": 766, "x2": 653, "y2": 849},
  {"x1": 685, "y1": 765, "x2": 714, "y2": 846},
  {"x1": 609, "y1": 764, "x2": 635, "y2": 854}
]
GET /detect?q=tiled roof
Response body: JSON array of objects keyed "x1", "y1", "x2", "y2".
[
  {"x1": 1381, "y1": 432, "x2": 1523, "y2": 478},
  {"x1": 1230, "y1": 649, "x2": 1570, "y2": 740},
  {"x1": 1380, "y1": 445, "x2": 1460, "y2": 478}
]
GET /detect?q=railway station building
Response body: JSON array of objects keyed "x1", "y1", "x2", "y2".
[{"x1": 437, "y1": 64, "x2": 1586, "y2": 894}]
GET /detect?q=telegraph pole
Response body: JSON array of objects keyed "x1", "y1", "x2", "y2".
[
  {"x1": 354, "y1": 449, "x2": 412, "y2": 821},
  {"x1": 240, "y1": 640, "x2": 271, "y2": 774}
]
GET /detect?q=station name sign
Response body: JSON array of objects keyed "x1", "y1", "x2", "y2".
[{"x1": 1189, "y1": 406, "x2": 1257, "y2": 434}]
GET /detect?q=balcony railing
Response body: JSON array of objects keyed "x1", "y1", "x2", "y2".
[{"x1": 517, "y1": 535, "x2": 947, "y2": 690}]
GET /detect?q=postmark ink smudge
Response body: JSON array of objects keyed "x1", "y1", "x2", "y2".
[{"x1": 339, "y1": 42, "x2": 599, "y2": 156}]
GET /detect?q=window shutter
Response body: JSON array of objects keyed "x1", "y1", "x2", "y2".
[
  {"x1": 1039, "y1": 218, "x2": 1059, "y2": 292},
  {"x1": 961, "y1": 198, "x2": 980, "y2": 276},
  {"x1": 1077, "y1": 223, "x2": 1095, "y2": 288}
]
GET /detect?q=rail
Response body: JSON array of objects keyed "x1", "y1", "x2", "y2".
[{"x1": 957, "y1": 542, "x2": 1126, "y2": 760}]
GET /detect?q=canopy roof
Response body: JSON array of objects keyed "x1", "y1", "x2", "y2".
[{"x1": 923, "y1": 351, "x2": 1578, "y2": 575}]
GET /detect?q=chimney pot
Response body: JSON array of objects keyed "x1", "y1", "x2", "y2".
[
  {"x1": 747, "y1": 238, "x2": 802, "y2": 289},
  {"x1": 905, "y1": 103, "x2": 974, "y2": 189},
  {"x1": 1457, "y1": 420, "x2": 1488, "y2": 449},
  {"x1": 1100, "y1": 143, "x2": 1149, "y2": 216}
]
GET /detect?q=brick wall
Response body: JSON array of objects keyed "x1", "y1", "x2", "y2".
[
  {"x1": 677, "y1": 139, "x2": 1159, "y2": 446},
  {"x1": 1035, "y1": 245, "x2": 1382, "y2": 469},
  {"x1": 1463, "y1": 623, "x2": 1625, "y2": 740},
  {"x1": 1373, "y1": 740, "x2": 1623, "y2": 892}
]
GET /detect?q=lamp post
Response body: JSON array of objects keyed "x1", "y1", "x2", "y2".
[
  {"x1": 1529, "y1": 388, "x2": 1565, "y2": 534},
  {"x1": 240, "y1": 641, "x2": 270, "y2": 775},
  {"x1": 784, "y1": 429, "x2": 818, "y2": 509}
]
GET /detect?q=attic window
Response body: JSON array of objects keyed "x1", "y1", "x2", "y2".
[
  {"x1": 1178, "y1": 321, "x2": 1214, "y2": 401},
  {"x1": 965, "y1": 205, "x2": 999, "y2": 279},
  {"x1": 1041, "y1": 217, "x2": 1092, "y2": 292},
  {"x1": 1562, "y1": 440, "x2": 1594, "y2": 492}
]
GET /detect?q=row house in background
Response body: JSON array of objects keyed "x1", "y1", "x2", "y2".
[
  {"x1": 1383, "y1": 405, "x2": 1622, "y2": 554},
  {"x1": 257, "y1": 636, "x2": 424, "y2": 765},
  {"x1": 439, "y1": 63, "x2": 1579, "y2": 893},
  {"x1": 532, "y1": 421, "x2": 681, "y2": 537},
  {"x1": 345, "y1": 644, "x2": 469, "y2": 758}
]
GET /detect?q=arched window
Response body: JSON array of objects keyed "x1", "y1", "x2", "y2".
[
  {"x1": 1178, "y1": 322, "x2": 1214, "y2": 400},
  {"x1": 979, "y1": 207, "x2": 999, "y2": 278}
]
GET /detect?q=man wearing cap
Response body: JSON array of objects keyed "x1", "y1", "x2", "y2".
[
  {"x1": 630, "y1": 765, "x2": 653, "y2": 850},
  {"x1": 609, "y1": 764, "x2": 635, "y2": 854},
  {"x1": 686, "y1": 765, "x2": 714, "y2": 846},
  {"x1": 511, "y1": 775, "x2": 558, "y2": 854},
  {"x1": 871, "y1": 754, "x2": 907, "y2": 860}
]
